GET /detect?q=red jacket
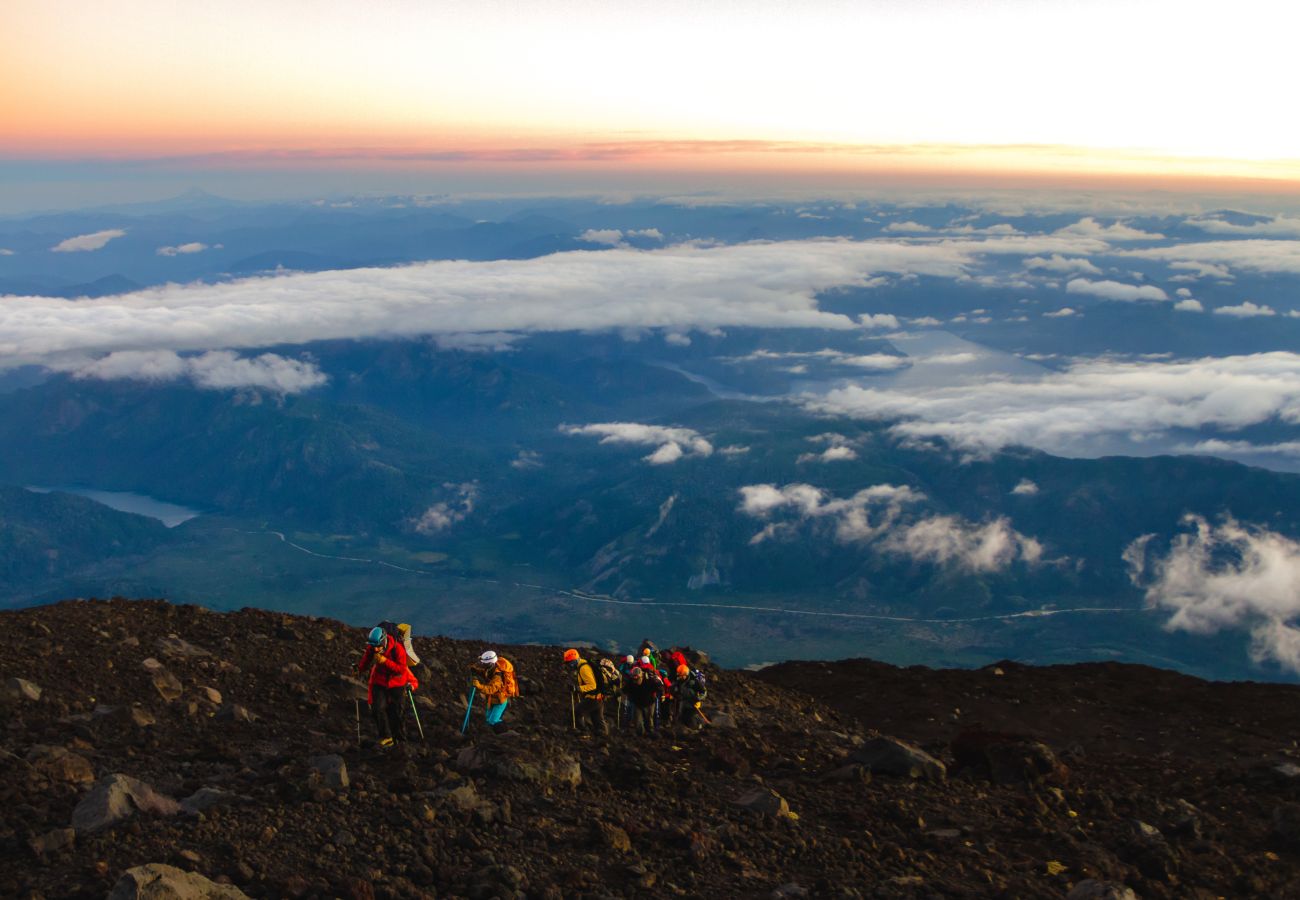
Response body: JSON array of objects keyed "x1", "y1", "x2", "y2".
[{"x1": 357, "y1": 635, "x2": 418, "y2": 703}]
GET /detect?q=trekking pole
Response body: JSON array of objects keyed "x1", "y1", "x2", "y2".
[
  {"x1": 460, "y1": 686, "x2": 477, "y2": 735},
  {"x1": 696, "y1": 706, "x2": 712, "y2": 726},
  {"x1": 354, "y1": 698, "x2": 361, "y2": 749},
  {"x1": 407, "y1": 687, "x2": 425, "y2": 741},
  {"x1": 570, "y1": 691, "x2": 576, "y2": 730}
]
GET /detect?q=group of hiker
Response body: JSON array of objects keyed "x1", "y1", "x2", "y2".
[
  {"x1": 563, "y1": 640, "x2": 709, "y2": 737},
  {"x1": 354, "y1": 623, "x2": 708, "y2": 746}
]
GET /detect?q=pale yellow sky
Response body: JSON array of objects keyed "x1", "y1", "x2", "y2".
[{"x1": 3, "y1": 0, "x2": 1297, "y2": 184}]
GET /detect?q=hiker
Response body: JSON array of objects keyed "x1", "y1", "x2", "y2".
[
  {"x1": 616, "y1": 654, "x2": 638, "y2": 728},
  {"x1": 471, "y1": 649, "x2": 517, "y2": 731},
  {"x1": 675, "y1": 663, "x2": 708, "y2": 731},
  {"x1": 356, "y1": 625, "x2": 418, "y2": 747},
  {"x1": 564, "y1": 648, "x2": 607, "y2": 735},
  {"x1": 622, "y1": 666, "x2": 662, "y2": 735}
]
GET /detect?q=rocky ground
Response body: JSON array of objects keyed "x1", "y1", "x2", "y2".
[{"x1": 3, "y1": 599, "x2": 1300, "y2": 899}]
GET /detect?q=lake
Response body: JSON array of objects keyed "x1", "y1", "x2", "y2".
[{"x1": 25, "y1": 486, "x2": 202, "y2": 528}]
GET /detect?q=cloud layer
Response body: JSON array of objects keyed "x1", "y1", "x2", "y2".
[
  {"x1": 1127, "y1": 516, "x2": 1300, "y2": 673},
  {"x1": 60, "y1": 350, "x2": 327, "y2": 394},
  {"x1": 1, "y1": 239, "x2": 985, "y2": 369},
  {"x1": 738, "y1": 482, "x2": 1042, "y2": 572},
  {"x1": 810, "y1": 351, "x2": 1300, "y2": 457}
]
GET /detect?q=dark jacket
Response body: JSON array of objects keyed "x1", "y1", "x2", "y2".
[{"x1": 623, "y1": 674, "x2": 663, "y2": 708}]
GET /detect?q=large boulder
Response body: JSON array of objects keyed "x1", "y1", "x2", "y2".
[
  {"x1": 108, "y1": 863, "x2": 250, "y2": 899},
  {"x1": 852, "y1": 737, "x2": 946, "y2": 782},
  {"x1": 953, "y1": 729, "x2": 1068, "y2": 786},
  {"x1": 72, "y1": 774, "x2": 181, "y2": 833},
  {"x1": 27, "y1": 745, "x2": 95, "y2": 785}
]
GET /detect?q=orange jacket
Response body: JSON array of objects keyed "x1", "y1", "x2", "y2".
[
  {"x1": 358, "y1": 635, "x2": 418, "y2": 704},
  {"x1": 473, "y1": 660, "x2": 512, "y2": 706}
]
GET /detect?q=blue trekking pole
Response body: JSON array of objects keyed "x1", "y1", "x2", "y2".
[{"x1": 461, "y1": 685, "x2": 476, "y2": 734}]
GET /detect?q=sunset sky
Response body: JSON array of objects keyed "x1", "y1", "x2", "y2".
[{"x1": 3, "y1": 0, "x2": 1298, "y2": 206}]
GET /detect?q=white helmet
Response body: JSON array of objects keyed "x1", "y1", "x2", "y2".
[
  {"x1": 479, "y1": 650, "x2": 498, "y2": 666},
  {"x1": 624, "y1": 655, "x2": 635, "y2": 664}
]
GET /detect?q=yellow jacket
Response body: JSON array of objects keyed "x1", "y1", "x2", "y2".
[{"x1": 572, "y1": 658, "x2": 600, "y2": 697}]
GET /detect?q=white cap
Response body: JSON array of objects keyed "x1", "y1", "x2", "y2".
[
  {"x1": 640, "y1": 655, "x2": 651, "y2": 664},
  {"x1": 479, "y1": 650, "x2": 498, "y2": 666},
  {"x1": 625, "y1": 655, "x2": 635, "y2": 664}
]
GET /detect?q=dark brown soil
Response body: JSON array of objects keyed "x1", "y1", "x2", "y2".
[{"x1": 3, "y1": 598, "x2": 1300, "y2": 899}]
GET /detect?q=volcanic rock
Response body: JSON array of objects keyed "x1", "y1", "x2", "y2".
[
  {"x1": 851, "y1": 736, "x2": 946, "y2": 782},
  {"x1": 108, "y1": 863, "x2": 250, "y2": 899},
  {"x1": 28, "y1": 827, "x2": 76, "y2": 857},
  {"x1": 157, "y1": 635, "x2": 210, "y2": 658},
  {"x1": 72, "y1": 773, "x2": 182, "y2": 833},
  {"x1": 733, "y1": 786, "x2": 795, "y2": 819},
  {"x1": 5, "y1": 676, "x2": 41, "y2": 702},
  {"x1": 27, "y1": 744, "x2": 95, "y2": 784},
  {"x1": 309, "y1": 754, "x2": 349, "y2": 790},
  {"x1": 1067, "y1": 879, "x2": 1139, "y2": 900}
]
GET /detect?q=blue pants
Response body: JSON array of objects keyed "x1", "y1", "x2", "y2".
[{"x1": 485, "y1": 701, "x2": 508, "y2": 725}]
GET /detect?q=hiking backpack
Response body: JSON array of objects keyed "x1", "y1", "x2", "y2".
[
  {"x1": 377, "y1": 620, "x2": 419, "y2": 666},
  {"x1": 597, "y1": 657, "x2": 622, "y2": 697},
  {"x1": 688, "y1": 669, "x2": 708, "y2": 701},
  {"x1": 585, "y1": 657, "x2": 611, "y2": 696},
  {"x1": 497, "y1": 657, "x2": 520, "y2": 699}
]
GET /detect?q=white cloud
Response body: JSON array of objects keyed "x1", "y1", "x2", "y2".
[
  {"x1": 737, "y1": 482, "x2": 1041, "y2": 571},
  {"x1": 1123, "y1": 240, "x2": 1300, "y2": 276},
  {"x1": 1127, "y1": 516, "x2": 1300, "y2": 674},
  {"x1": 411, "y1": 482, "x2": 478, "y2": 534},
  {"x1": 1174, "y1": 439, "x2": 1300, "y2": 459},
  {"x1": 909, "y1": 316, "x2": 943, "y2": 326},
  {"x1": 1010, "y1": 479, "x2": 1039, "y2": 495},
  {"x1": 561, "y1": 422, "x2": 713, "y2": 465},
  {"x1": 664, "y1": 332, "x2": 692, "y2": 346},
  {"x1": 838, "y1": 353, "x2": 910, "y2": 371},
  {"x1": 1175, "y1": 287, "x2": 1193, "y2": 298},
  {"x1": 51, "y1": 229, "x2": 126, "y2": 253},
  {"x1": 1167, "y1": 260, "x2": 1232, "y2": 281},
  {"x1": 1174, "y1": 298, "x2": 1205, "y2": 312},
  {"x1": 718, "y1": 444, "x2": 750, "y2": 456},
  {"x1": 797, "y1": 435, "x2": 858, "y2": 463},
  {"x1": 627, "y1": 228, "x2": 663, "y2": 240},
  {"x1": 1023, "y1": 254, "x2": 1102, "y2": 275},
  {"x1": 1055, "y1": 217, "x2": 1163, "y2": 241},
  {"x1": 579, "y1": 228, "x2": 625, "y2": 246},
  {"x1": 859, "y1": 313, "x2": 900, "y2": 329},
  {"x1": 61, "y1": 349, "x2": 326, "y2": 394},
  {"x1": 881, "y1": 515, "x2": 1042, "y2": 571},
  {"x1": 1184, "y1": 214, "x2": 1300, "y2": 238},
  {"x1": 1214, "y1": 300, "x2": 1275, "y2": 318},
  {"x1": 510, "y1": 450, "x2": 544, "y2": 470},
  {"x1": 885, "y1": 221, "x2": 934, "y2": 233},
  {"x1": 157, "y1": 242, "x2": 217, "y2": 256},
  {"x1": 0, "y1": 238, "x2": 982, "y2": 369},
  {"x1": 1066, "y1": 278, "x2": 1168, "y2": 302},
  {"x1": 0, "y1": 248, "x2": 14, "y2": 256},
  {"x1": 1043, "y1": 307, "x2": 1077, "y2": 318},
  {"x1": 808, "y1": 351, "x2": 1300, "y2": 459}
]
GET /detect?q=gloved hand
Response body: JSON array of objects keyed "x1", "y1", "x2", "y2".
[{"x1": 375, "y1": 654, "x2": 387, "y2": 666}]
